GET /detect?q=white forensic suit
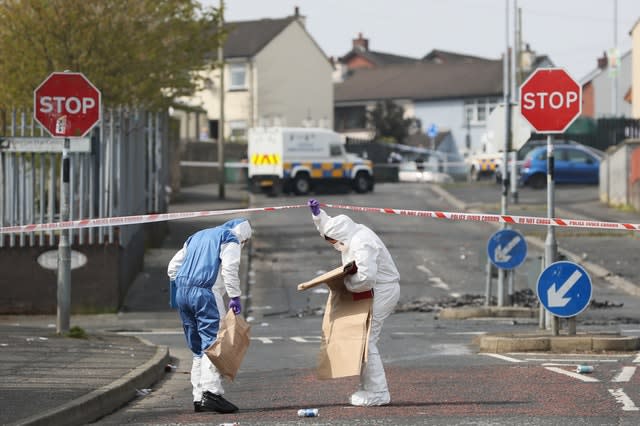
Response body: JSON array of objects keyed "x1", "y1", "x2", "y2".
[
  {"x1": 312, "y1": 209, "x2": 401, "y2": 406},
  {"x1": 167, "y1": 219, "x2": 251, "y2": 405}
]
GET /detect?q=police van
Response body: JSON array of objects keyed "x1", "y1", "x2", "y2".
[{"x1": 248, "y1": 127, "x2": 374, "y2": 196}]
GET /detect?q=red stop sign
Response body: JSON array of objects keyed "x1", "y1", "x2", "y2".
[
  {"x1": 519, "y1": 68, "x2": 581, "y2": 133},
  {"x1": 34, "y1": 72, "x2": 101, "y2": 138}
]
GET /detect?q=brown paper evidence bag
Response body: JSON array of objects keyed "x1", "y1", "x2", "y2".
[
  {"x1": 205, "y1": 309, "x2": 251, "y2": 381},
  {"x1": 297, "y1": 261, "x2": 373, "y2": 379}
]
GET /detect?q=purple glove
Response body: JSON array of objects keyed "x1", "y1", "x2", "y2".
[
  {"x1": 308, "y1": 199, "x2": 320, "y2": 216},
  {"x1": 229, "y1": 296, "x2": 241, "y2": 315}
]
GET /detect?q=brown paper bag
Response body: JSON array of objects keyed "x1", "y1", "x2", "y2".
[
  {"x1": 204, "y1": 309, "x2": 251, "y2": 381},
  {"x1": 297, "y1": 263, "x2": 373, "y2": 379}
]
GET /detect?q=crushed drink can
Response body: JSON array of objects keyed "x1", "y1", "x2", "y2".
[
  {"x1": 297, "y1": 408, "x2": 319, "y2": 417},
  {"x1": 576, "y1": 365, "x2": 594, "y2": 374}
]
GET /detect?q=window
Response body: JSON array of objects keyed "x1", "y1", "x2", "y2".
[
  {"x1": 229, "y1": 64, "x2": 247, "y2": 90},
  {"x1": 566, "y1": 149, "x2": 592, "y2": 164},
  {"x1": 330, "y1": 144, "x2": 343, "y2": 156},
  {"x1": 334, "y1": 106, "x2": 367, "y2": 130},
  {"x1": 229, "y1": 120, "x2": 247, "y2": 142},
  {"x1": 463, "y1": 98, "x2": 500, "y2": 125}
]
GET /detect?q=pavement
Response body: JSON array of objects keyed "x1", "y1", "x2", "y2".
[
  {"x1": 0, "y1": 183, "x2": 251, "y2": 426},
  {"x1": 1, "y1": 181, "x2": 640, "y2": 425}
]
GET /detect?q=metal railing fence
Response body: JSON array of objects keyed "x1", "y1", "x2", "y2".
[{"x1": 0, "y1": 107, "x2": 169, "y2": 248}]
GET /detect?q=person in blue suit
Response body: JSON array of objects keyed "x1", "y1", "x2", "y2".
[{"x1": 167, "y1": 218, "x2": 252, "y2": 413}]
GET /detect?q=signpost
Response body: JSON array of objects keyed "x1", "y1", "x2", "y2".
[
  {"x1": 33, "y1": 71, "x2": 101, "y2": 334},
  {"x1": 537, "y1": 261, "x2": 592, "y2": 318},
  {"x1": 487, "y1": 229, "x2": 527, "y2": 270},
  {"x1": 520, "y1": 68, "x2": 582, "y2": 335}
]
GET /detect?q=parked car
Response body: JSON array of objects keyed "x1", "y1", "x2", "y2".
[
  {"x1": 519, "y1": 144, "x2": 602, "y2": 189},
  {"x1": 496, "y1": 139, "x2": 603, "y2": 184},
  {"x1": 397, "y1": 160, "x2": 453, "y2": 183}
]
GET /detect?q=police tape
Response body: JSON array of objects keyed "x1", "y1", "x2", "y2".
[
  {"x1": 0, "y1": 205, "x2": 305, "y2": 234},
  {"x1": 323, "y1": 203, "x2": 640, "y2": 232},
  {"x1": 1, "y1": 203, "x2": 639, "y2": 235}
]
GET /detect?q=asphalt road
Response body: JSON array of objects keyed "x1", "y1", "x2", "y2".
[{"x1": 94, "y1": 182, "x2": 640, "y2": 425}]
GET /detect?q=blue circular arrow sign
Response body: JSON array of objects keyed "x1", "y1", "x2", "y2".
[
  {"x1": 487, "y1": 229, "x2": 527, "y2": 270},
  {"x1": 537, "y1": 261, "x2": 592, "y2": 318}
]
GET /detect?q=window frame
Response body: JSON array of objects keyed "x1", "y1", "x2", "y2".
[{"x1": 228, "y1": 63, "x2": 247, "y2": 91}]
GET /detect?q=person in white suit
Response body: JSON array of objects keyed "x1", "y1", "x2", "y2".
[{"x1": 307, "y1": 199, "x2": 401, "y2": 406}]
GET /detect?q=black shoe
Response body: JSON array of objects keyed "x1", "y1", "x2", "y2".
[
  {"x1": 194, "y1": 401, "x2": 203, "y2": 412},
  {"x1": 201, "y1": 391, "x2": 239, "y2": 413}
]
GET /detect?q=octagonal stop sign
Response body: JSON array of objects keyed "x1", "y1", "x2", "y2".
[
  {"x1": 34, "y1": 72, "x2": 101, "y2": 138},
  {"x1": 519, "y1": 68, "x2": 581, "y2": 133}
]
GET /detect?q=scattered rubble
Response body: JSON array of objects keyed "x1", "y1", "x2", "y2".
[{"x1": 293, "y1": 289, "x2": 625, "y2": 317}]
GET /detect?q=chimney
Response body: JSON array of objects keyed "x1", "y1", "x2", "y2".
[
  {"x1": 352, "y1": 32, "x2": 369, "y2": 51},
  {"x1": 597, "y1": 51, "x2": 608, "y2": 69},
  {"x1": 293, "y1": 6, "x2": 306, "y2": 27}
]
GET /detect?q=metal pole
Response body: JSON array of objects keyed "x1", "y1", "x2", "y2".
[
  {"x1": 510, "y1": 0, "x2": 519, "y2": 205},
  {"x1": 539, "y1": 255, "x2": 546, "y2": 329},
  {"x1": 218, "y1": 0, "x2": 226, "y2": 199},
  {"x1": 612, "y1": 0, "x2": 618, "y2": 117},
  {"x1": 485, "y1": 257, "x2": 493, "y2": 307},
  {"x1": 509, "y1": 150, "x2": 518, "y2": 204},
  {"x1": 57, "y1": 137, "x2": 71, "y2": 334},
  {"x1": 498, "y1": 0, "x2": 511, "y2": 307},
  {"x1": 545, "y1": 134, "x2": 559, "y2": 335}
]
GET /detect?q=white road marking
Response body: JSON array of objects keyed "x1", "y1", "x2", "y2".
[
  {"x1": 608, "y1": 388, "x2": 640, "y2": 411},
  {"x1": 431, "y1": 344, "x2": 472, "y2": 356},
  {"x1": 634, "y1": 353, "x2": 640, "y2": 363},
  {"x1": 117, "y1": 330, "x2": 182, "y2": 335},
  {"x1": 450, "y1": 331, "x2": 486, "y2": 335},
  {"x1": 290, "y1": 336, "x2": 322, "y2": 343},
  {"x1": 612, "y1": 366, "x2": 637, "y2": 383},
  {"x1": 249, "y1": 305, "x2": 273, "y2": 311},
  {"x1": 429, "y1": 277, "x2": 449, "y2": 290},
  {"x1": 250, "y1": 337, "x2": 283, "y2": 344},
  {"x1": 392, "y1": 332, "x2": 425, "y2": 336},
  {"x1": 416, "y1": 265, "x2": 432, "y2": 275},
  {"x1": 480, "y1": 353, "x2": 525, "y2": 363},
  {"x1": 526, "y1": 358, "x2": 618, "y2": 363},
  {"x1": 542, "y1": 363, "x2": 579, "y2": 367},
  {"x1": 544, "y1": 366, "x2": 599, "y2": 382}
]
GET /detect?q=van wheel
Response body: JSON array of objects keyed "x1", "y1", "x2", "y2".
[
  {"x1": 353, "y1": 172, "x2": 371, "y2": 193},
  {"x1": 293, "y1": 174, "x2": 311, "y2": 195}
]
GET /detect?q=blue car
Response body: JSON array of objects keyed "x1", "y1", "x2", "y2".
[{"x1": 519, "y1": 144, "x2": 602, "y2": 189}]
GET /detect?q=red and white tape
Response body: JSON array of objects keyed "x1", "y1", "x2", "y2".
[
  {"x1": 1, "y1": 203, "x2": 638, "y2": 235},
  {"x1": 323, "y1": 203, "x2": 640, "y2": 232},
  {"x1": 0, "y1": 205, "x2": 305, "y2": 234}
]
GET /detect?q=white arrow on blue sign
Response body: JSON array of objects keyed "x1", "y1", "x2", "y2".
[
  {"x1": 537, "y1": 261, "x2": 592, "y2": 318},
  {"x1": 487, "y1": 229, "x2": 527, "y2": 270}
]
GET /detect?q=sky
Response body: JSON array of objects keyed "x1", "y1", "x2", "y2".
[{"x1": 208, "y1": 0, "x2": 640, "y2": 82}]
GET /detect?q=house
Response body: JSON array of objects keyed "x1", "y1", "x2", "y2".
[
  {"x1": 174, "y1": 7, "x2": 333, "y2": 142},
  {"x1": 581, "y1": 50, "x2": 632, "y2": 118},
  {"x1": 333, "y1": 33, "x2": 553, "y2": 162},
  {"x1": 334, "y1": 58, "x2": 503, "y2": 158},
  {"x1": 332, "y1": 33, "x2": 417, "y2": 82}
]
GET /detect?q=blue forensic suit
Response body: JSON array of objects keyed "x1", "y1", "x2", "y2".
[{"x1": 167, "y1": 219, "x2": 252, "y2": 402}]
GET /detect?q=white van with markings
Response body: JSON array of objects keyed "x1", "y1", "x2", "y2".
[{"x1": 248, "y1": 127, "x2": 374, "y2": 196}]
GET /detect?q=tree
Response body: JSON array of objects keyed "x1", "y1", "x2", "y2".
[
  {"x1": 0, "y1": 0, "x2": 225, "y2": 108},
  {"x1": 367, "y1": 100, "x2": 419, "y2": 144}
]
